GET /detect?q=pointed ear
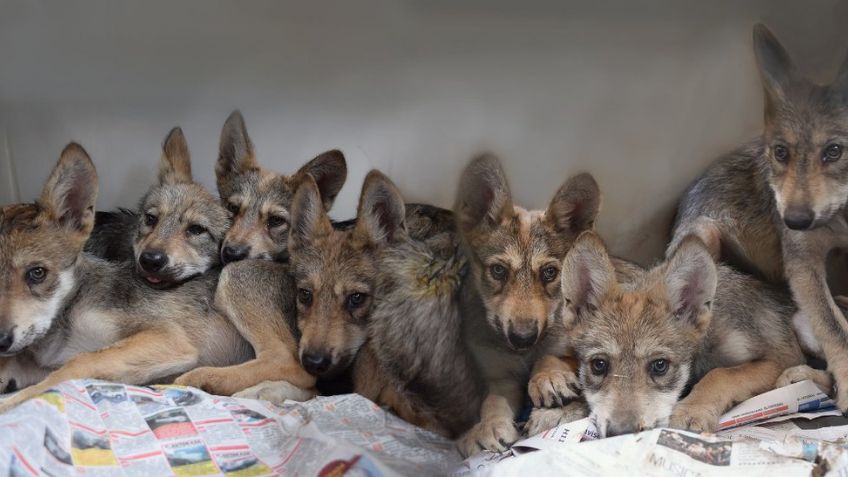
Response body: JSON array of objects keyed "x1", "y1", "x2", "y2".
[
  {"x1": 295, "y1": 149, "x2": 347, "y2": 211},
  {"x1": 560, "y1": 231, "x2": 616, "y2": 329},
  {"x1": 354, "y1": 170, "x2": 407, "y2": 246},
  {"x1": 40, "y1": 143, "x2": 98, "y2": 236},
  {"x1": 158, "y1": 127, "x2": 193, "y2": 185},
  {"x1": 455, "y1": 154, "x2": 513, "y2": 235},
  {"x1": 664, "y1": 236, "x2": 717, "y2": 334},
  {"x1": 289, "y1": 175, "x2": 333, "y2": 252},
  {"x1": 753, "y1": 24, "x2": 797, "y2": 103},
  {"x1": 216, "y1": 110, "x2": 257, "y2": 196},
  {"x1": 545, "y1": 173, "x2": 601, "y2": 236}
]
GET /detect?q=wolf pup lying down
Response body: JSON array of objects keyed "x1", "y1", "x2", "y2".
[
  {"x1": 670, "y1": 24, "x2": 848, "y2": 407},
  {"x1": 453, "y1": 154, "x2": 642, "y2": 455},
  {"x1": 0, "y1": 144, "x2": 258, "y2": 412},
  {"x1": 562, "y1": 232, "x2": 804, "y2": 437}
]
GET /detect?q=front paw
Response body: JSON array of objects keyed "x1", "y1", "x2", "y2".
[
  {"x1": 525, "y1": 400, "x2": 589, "y2": 436},
  {"x1": 527, "y1": 368, "x2": 580, "y2": 408},
  {"x1": 776, "y1": 365, "x2": 833, "y2": 394},
  {"x1": 174, "y1": 367, "x2": 231, "y2": 395},
  {"x1": 669, "y1": 401, "x2": 720, "y2": 433},
  {"x1": 457, "y1": 415, "x2": 519, "y2": 457},
  {"x1": 233, "y1": 380, "x2": 316, "y2": 404}
]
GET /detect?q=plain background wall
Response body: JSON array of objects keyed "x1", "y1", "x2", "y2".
[{"x1": 1, "y1": 0, "x2": 847, "y2": 265}]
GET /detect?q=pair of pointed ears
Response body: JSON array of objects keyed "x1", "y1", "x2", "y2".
[
  {"x1": 754, "y1": 24, "x2": 848, "y2": 102},
  {"x1": 289, "y1": 170, "x2": 406, "y2": 250},
  {"x1": 215, "y1": 110, "x2": 348, "y2": 209},
  {"x1": 39, "y1": 143, "x2": 99, "y2": 236},
  {"x1": 455, "y1": 153, "x2": 601, "y2": 237},
  {"x1": 560, "y1": 233, "x2": 716, "y2": 333},
  {"x1": 158, "y1": 127, "x2": 193, "y2": 186}
]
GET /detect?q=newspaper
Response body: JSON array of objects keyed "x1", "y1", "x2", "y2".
[
  {"x1": 0, "y1": 380, "x2": 460, "y2": 476},
  {"x1": 453, "y1": 380, "x2": 848, "y2": 477}
]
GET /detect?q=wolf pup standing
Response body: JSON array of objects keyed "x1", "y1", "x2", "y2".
[
  {"x1": 215, "y1": 110, "x2": 347, "y2": 264},
  {"x1": 671, "y1": 24, "x2": 848, "y2": 407},
  {"x1": 453, "y1": 154, "x2": 641, "y2": 455},
  {"x1": 0, "y1": 144, "x2": 255, "y2": 412},
  {"x1": 563, "y1": 232, "x2": 804, "y2": 437}
]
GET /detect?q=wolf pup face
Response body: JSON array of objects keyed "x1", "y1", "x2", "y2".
[
  {"x1": 133, "y1": 128, "x2": 230, "y2": 288},
  {"x1": 562, "y1": 233, "x2": 716, "y2": 437},
  {"x1": 455, "y1": 154, "x2": 601, "y2": 351},
  {"x1": 288, "y1": 170, "x2": 405, "y2": 377},
  {"x1": 215, "y1": 111, "x2": 347, "y2": 264},
  {"x1": 0, "y1": 144, "x2": 97, "y2": 354},
  {"x1": 754, "y1": 24, "x2": 848, "y2": 230}
]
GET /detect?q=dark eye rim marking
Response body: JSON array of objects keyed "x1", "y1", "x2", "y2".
[
  {"x1": 186, "y1": 224, "x2": 207, "y2": 236},
  {"x1": 650, "y1": 358, "x2": 669, "y2": 376},
  {"x1": 489, "y1": 263, "x2": 508, "y2": 281},
  {"x1": 297, "y1": 288, "x2": 313, "y2": 307},
  {"x1": 823, "y1": 143, "x2": 843, "y2": 164},
  {"x1": 540, "y1": 265, "x2": 559, "y2": 283},
  {"x1": 267, "y1": 215, "x2": 287, "y2": 229},
  {"x1": 772, "y1": 144, "x2": 789, "y2": 163},
  {"x1": 345, "y1": 292, "x2": 368, "y2": 310},
  {"x1": 590, "y1": 358, "x2": 608, "y2": 376},
  {"x1": 144, "y1": 213, "x2": 158, "y2": 227},
  {"x1": 26, "y1": 266, "x2": 48, "y2": 285},
  {"x1": 226, "y1": 202, "x2": 241, "y2": 215}
]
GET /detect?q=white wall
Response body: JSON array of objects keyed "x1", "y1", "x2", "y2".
[{"x1": 1, "y1": 0, "x2": 846, "y2": 265}]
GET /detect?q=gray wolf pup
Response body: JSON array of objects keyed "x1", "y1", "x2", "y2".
[
  {"x1": 670, "y1": 24, "x2": 848, "y2": 407},
  {"x1": 564, "y1": 232, "x2": 804, "y2": 437}
]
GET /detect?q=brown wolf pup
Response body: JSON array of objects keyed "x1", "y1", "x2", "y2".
[
  {"x1": 453, "y1": 154, "x2": 641, "y2": 455},
  {"x1": 0, "y1": 144, "x2": 262, "y2": 412},
  {"x1": 563, "y1": 232, "x2": 804, "y2": 437},
  {"x1": 670, "y1": 24, "x2": 848, "y2": 407},
  {"x1": 249, "y1": 171, "x2": 484, "y2": 437},
  {"x1": 215, "y1": 110, "x2": 347, "y2": 264}
]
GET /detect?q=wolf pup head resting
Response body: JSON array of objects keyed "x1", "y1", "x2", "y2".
[
  {"x1": 288, "y1": 170, "x2": 405, "y2": 378},
  {"x1": 133, "y1": 128, "x2": 229, "y2": 288},
  {"x1": 455, "y1": 154, "x2": 601, "y2": 351},
  {"x1": 215, "y1": 111, "x2": 347, "y2": 264},
  {"x1": 754, "y1": 24, "x2": 848, "y2": 230},
  {"x1": 562, "y1": 232, "x2": 716, "y2": 437},
  {"x1": 0, "y1": 144, "x2": 98, "y2": 355}
]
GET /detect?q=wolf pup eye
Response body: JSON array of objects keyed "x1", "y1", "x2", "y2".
[
  {"x1": 227, "y1": 202, "x2": 240, "y2": 215},
  {"x1": 489, "y1": 264, "x2": 508, "y2": 281},
  {"x1": 772, "y1": 145, "x2": 789, "y2": 163},
  {"x1": 824, "y1": 144, "x2": 843, "y2": 163},
  {"x1": 590, "y1": 358, "x2": 608, "y2": 376},
  {"x1": 25, "y1": 266, "x2": 47, "y2": 285},
  {"x1": 650, "y1": 359, "x2": 669, "y2": 376},
  {"x1": 346, "y1": 292, "x2": 368, "y2": 310},
  {"x1": 267, "y1": 215, "x2": 287, "y2": 229},
  {"x1": 297, "y1": 288, "x2": 313, "y2": 307},
  {"x1": 144, "y1": 213, "x2": 158, "y2": 227},
  {"x1": 187, "y1": 224, "x2": 207, "y2": 236},
  {"x1": 540, "y1": 266, "x2": 559, "y2": 283}
]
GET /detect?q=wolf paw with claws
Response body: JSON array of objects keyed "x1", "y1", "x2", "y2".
[
  {"x1": 457, "y1": 415, "x2": 519, "y2": 457},
  {"x1": 527, "y1": 368, "x2": 580, "y2": 408},
  {"x1": 233, "y1": 380, "x2": 315, "y2": 404},
  {"x1": 525, "y1": 400, "x2": 589, "y2": 437},
  {"x1": 669, "y1": 402, "x2": 720, "y2": 433},
  {"x1": 776, "y1": 365, "x2": 834, "y2": 395}
]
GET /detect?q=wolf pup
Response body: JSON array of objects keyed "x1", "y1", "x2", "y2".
[
  {"x1": 670, "y1": 24, "x2": 848, "y2": 407},
  {"x1": 453, "y1": 154, "x2": 641, "y2": 455},
  {"x1": 0, "y1": 143, "x2": 262, "y2": 411},
  {"x1": 563, "y1": 232, "x2": 804, "y2": 437},
  {"x1": 84, "y1": 127, "x2": 230, "y2": 289},
  {"x1": 215, "y1": 110, "x2": 347, "y2": 264}
]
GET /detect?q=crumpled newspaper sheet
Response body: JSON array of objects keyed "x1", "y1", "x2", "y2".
[
  {"x1": 454, "y1": 380, "x2": 848, "y2": 477},
  {"x1": 0, "y1": 379, "x2": 460, "y2": 476}
]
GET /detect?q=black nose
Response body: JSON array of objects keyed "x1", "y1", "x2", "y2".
[
  {"x1": 784, "y1": 208, "x2": 814, "y2": 230},
  {"x1": 221, "y1": 245, "x2": 250, "y2": 264},
  {"x1": 0, "y1": 328, "x2": 14, "y2": 353},
  {"x1": 507, "y1": 323, "x2": 539, "y2": 350},
  {"x1": 139, "y1": 250, "x2": 168, "y2": 272},
  {"x1": 302, "y1": 351, "x2": 332, "y2": 376},
  {"x1": 606, "y1": 420, "x2": 643, "y2": 438}
]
